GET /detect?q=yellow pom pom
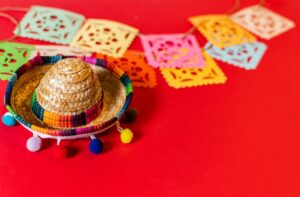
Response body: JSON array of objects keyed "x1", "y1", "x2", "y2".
[{"x1": 120, "y1": 128, "x2": 134, "y2": 144}]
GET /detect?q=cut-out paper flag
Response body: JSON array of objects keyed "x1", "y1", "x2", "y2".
[
  {"x1": 140, "y1": 34, "x2": 205, "y2": 68},
  {"x1": 0, "y1": 42, "x2": 34, "y2": 80},
  {"x1": 96, "y1": 50, "x2": 157, "y2": 88},
  {"x1": 14, "y1": 6, "x2": 85, "y2": 44},
  {"x1": 71, "y1": 19, "x2": 139, "y2": 58},
  {"x1": 30, "y1": 45, "x2": 92, "y2": 58},
  {"x1": 231, "y1": 5, "x2": 295, "y2": 40},
  {"x1": 160, "y1": 51, "x2": 227, "y2": 88},
  {"x1": 204, "y1": 41, "x2": 267, "y2": 70},
  {"x1": 189, "y1": 15, "x2": 256, "y2": 48}
]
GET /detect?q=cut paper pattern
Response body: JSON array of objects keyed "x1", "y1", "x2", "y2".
[
  {"x1": 30, "y1": 45, "x2": 92, "y2": 58},
  {"x1": 70, "y1": 19, "x2": 139, "y2": 58},
  {"x1": 96, "y1": 50, "x2": 157, "y2": 88},
  {"x1": 160, "y1": 51, "x2": 227, "y2": 88},
  {"x1": 14, "y1": 6, "x2": 85, "y2": 44},
  {"x1": 204, "y1": 41, "x2": 267, "y2": 70},
  {"x1": 189, "y1": 15, "x2": 256, "y2": 48},
  {"x1": 140, "y1": 34, "x2": 205, "y2": 68},
  {"x1": 0, "y1": 42, "x2": 34, "y2": 80},
  {"x1": 231, "y1": 5, "x2": 295, "y2": 40}
]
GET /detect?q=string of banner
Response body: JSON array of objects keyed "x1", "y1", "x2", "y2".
[{"x1": 0, "y1": 0, "x2": 295, "y2": 88}]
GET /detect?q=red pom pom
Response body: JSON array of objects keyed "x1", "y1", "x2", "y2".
[{"x1": 54, "y1": 146, "x2": 68, "y2": 158}]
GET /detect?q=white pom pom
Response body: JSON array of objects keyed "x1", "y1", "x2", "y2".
[{"x1": 26, "y1": 136, "x2": 42, "y2": 152}]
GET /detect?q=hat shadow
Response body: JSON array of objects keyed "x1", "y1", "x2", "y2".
[
  {"x1": 66, "y1": 146, "x2": 81, "y2": 158},
  {"x1": 40, "y1": 138, "x2": 53, "y2": 151},
  {"x1": 122, "y1": 86, "x2": 159, "y2": 140}
]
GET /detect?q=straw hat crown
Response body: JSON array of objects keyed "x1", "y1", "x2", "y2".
[{"x1": 36, "y1": 58, "x2": 102, "y2": 116}]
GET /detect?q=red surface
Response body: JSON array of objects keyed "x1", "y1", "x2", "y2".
[{"x1": 0, "y1": 0, "x2": 299, "y2": 196}]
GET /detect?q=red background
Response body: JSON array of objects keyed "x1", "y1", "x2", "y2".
[{"x1": 0, "y1": 0, "x2": 299, "y2": 196}]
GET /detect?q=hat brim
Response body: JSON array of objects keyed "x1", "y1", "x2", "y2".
[{"x1": 5, "y1": 56, "x2": 133, "y2": 139}]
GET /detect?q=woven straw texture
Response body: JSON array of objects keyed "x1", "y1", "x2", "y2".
[{"x1": 36, "y1": 58, "x2": 102, "y2": 115}]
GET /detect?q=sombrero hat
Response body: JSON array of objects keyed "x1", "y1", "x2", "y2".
[{"x1": 2, "y1": 55, "x2": 135, "y2": 154}]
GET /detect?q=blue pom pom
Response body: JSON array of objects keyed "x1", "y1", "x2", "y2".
[
  {"x1": 89, "y1": 138, "x2": 103, "y2": 154},
  {"x1": 2, "y1": 112, "x2": 16, "y2": 126}
]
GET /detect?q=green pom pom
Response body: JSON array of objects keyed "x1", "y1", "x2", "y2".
[{"x1": 120, "y1": 108, "x2": 138, "y2": 123}]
